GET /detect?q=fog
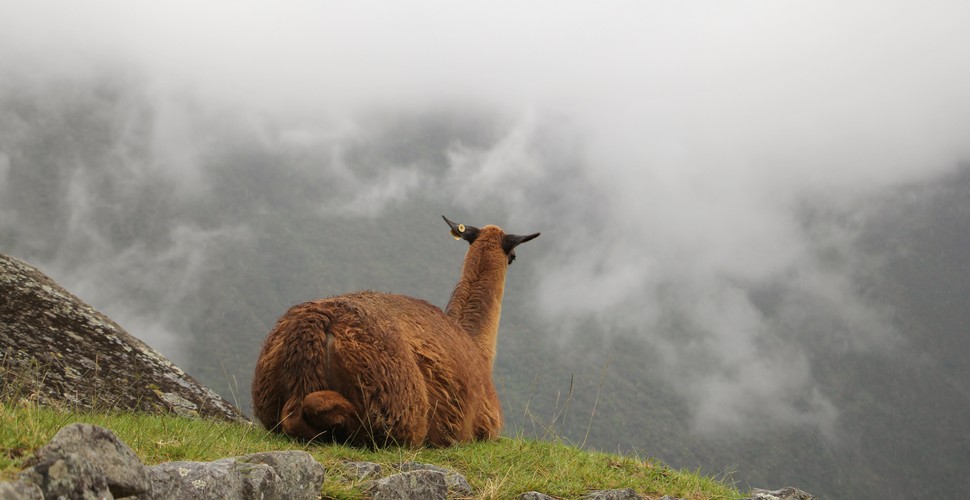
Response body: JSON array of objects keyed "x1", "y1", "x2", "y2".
[{"x1": 3, "y1": 1, "x2": 970, "y2": 495}]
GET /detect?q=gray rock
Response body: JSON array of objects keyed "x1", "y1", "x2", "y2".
[
  {"x1": 582, "y1": 488, "x2": 642, "y2": 499},
  {"x1": 30, "y1": 423, "x2": 149, "y2": 498},
  {"x1": 0, "y1": 480, "x2": 44, "y2": 499},
  {"x1": 342, "y1": 460, "x2": 383, "y2": 480},
  {"x1": 234, "y1": 451, "x2": 324, "y2": 500},
  {"x1": 20, "y1": 452, "x2": 114, "y2": 500},
  {"x1": 748, "y1": 487, "x2": 817, "y2": 500},
  {"x1": 141, "y1": 451, "x2": 323, "y2": 500},
  {"x1": 0, "y1": 253, "x2": 247, "y2": 422},
  {"x1": 368, "y1": 469, "x2": 448, "y2": 500},
  {"x1": 658, "y1": 496, "x2": 685, "y2": 500},
  {"x1": 143, "y1": 457, "x2": 269, "y2": 499},
  {"x1": 519, "y1": 491, "x2": 556, "y2": 500},
  {"x1": 398, "y1": 461, "x2": 473, "y2": 496}
]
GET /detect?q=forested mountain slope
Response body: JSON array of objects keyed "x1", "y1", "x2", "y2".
[{"x1": 2, "y1": 70, "x2": 968, "y2": 499}]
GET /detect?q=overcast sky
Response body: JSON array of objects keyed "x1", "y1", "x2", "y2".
[{"x1": 3, "y1": 0, "x2": 970, "y2": 436}]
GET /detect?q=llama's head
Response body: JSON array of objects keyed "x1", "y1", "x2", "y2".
[{"x1": 442, "y1": 215, "x2": 539, "y2": 265}]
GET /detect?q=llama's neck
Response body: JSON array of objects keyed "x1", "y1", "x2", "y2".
[{"x1": 445, "y1": 245, "x2": 507, "y2": 363}]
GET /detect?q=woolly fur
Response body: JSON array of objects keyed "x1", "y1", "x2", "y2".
[{"x1": 252, "y1": 225, "x2": 525, "y2": 447}]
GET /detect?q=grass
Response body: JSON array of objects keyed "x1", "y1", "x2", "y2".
[{"x1": 0, "y1": 400, "x2": 743, "y2": 499}]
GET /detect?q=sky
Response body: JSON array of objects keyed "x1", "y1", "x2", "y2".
[{"x1": 3, "y1": 0, "x2": 970, "y2": 438}]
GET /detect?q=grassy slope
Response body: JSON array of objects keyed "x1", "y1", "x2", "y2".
[{"x1": 0, "y1": 401, "x2": 742, "y2": 500}]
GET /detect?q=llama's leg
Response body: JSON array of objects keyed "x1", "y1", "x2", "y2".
[
  {"x1": 473, "y1": 393, "x2": 503, "y2": 441},
  {"x1": 303, "y1": 386, "x2": 429, "y2": 448},
  {"x1": 280, "y1": 396, "x2": 321, "y2": 441},
  {"x1": 302, "y1": 390, "x2": 362, "y2": 443}
]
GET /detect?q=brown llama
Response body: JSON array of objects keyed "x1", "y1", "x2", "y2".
[{"x1": 251, "y1": 215, "x2": 539, "y2": 447}]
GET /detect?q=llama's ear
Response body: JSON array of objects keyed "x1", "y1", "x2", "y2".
[
  {"x1": 502, "y1": 231, "x2": 540, "y2": 264},
  {"x1": 442, "y1": 215, "x2": 480, "y2": 244}
]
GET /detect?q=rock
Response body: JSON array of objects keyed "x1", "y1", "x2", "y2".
[
  {"x1": 142, "y1": 451, "x2": 323, "y2": 500},
  {"x1": 398, "y1": 461, "x2": 473, "y2": 496},
  {"x1": 29, "y1": 423, "x2": 149, "y2": 497},
  {"x1": 10, "y1": 423, "x2": 325, "y2": 500},
  {"x1": 19, "y1": 452, "x2": 114, "y2": 500},
  {"x1": 747, "y1": 487, "x2": 817, "y2": 500},
  {"x1": 582, "y1": 488, "x2": 642, "y2": 499},
  {"x1": 658, "y1": 496, "x2": 685, "y2": 500},
  {"x1": 519, "y1": 491, "x2": 556, "y2": 500},
  {"x1": 234, "y1": 451, "x2": 324, "y2": 500},
  {"x1": 0, "y1": 253, "x2": 246, "y2": 422},
  {"x1": 368, "y1": 469, "x2": 448, "y2": 500},
  {"x1": 0, "y1": 480, "x2": 44, "y2": 499},
  {"x1": 342, "y1": 460, "x2": 383, "y2": 480},
  {"x1": 143, "y1": 458, "x2": 256, "y2": 500}
]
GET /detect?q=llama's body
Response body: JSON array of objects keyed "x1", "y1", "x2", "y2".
[
  {"x1": 251, "y1": 218, "x2": 537, "y2": 447},
  {"x1": 252, "y1": 292, "x2": 501, "y2": 446}
]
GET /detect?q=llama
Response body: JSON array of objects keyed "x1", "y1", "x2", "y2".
[{"x1": 251, "y1": 215, "x2": 539, "y2": 447}]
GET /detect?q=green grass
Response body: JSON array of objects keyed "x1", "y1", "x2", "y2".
[{"x1": 0, "y1": 401, "x2": 743, "y2": 499}]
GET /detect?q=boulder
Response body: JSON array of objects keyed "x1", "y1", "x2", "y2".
[
  {"x1": 747, "y1": 487, "x2": 817, "y2": 500},
  {"x1": 144, "y1": 458, "x2": 271, "y2": 500},
  {"x1": 367, "y1": 469, "x2": 448, "y2": 500},
  {"x1": 234, "y1": 451, "x2": 325, "y2": 500},
  {"x1": 7, "y1": 424, "x2": 325, "y2": 500},
  {"x1": 0, "y1": 253, "x2": 246, "y2": 422},
  {"x1": 28, "y1": 423, "x2": 149, "y2": 497},
  {"x1": 398, "y1": 461, "x2": 473, "y2": 496},
  {"x1": 19, "y1": 452, "x2": 114, "y2": 500},
  {"x1": 0, "y1": 479, "x2": 44, "y2": 499},
  {"x1": 142, "y1": 451, "x2": 323, "y2": 500},
  {"x1": 341, "y1": 460, "x2": 383, "y2": 481},
  {"x1": 519, "y1": 492, "x2": 556, "y2": 500},
  {"x1": 582, "y1": 488, "x2": 642, "y2": 499}
]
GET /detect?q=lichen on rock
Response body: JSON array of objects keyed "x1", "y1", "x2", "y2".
[{"x1": 0, "y1": 253, "x2": 246, "y2": 422}]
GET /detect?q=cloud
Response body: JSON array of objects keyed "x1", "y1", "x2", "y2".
[
  {"x1": 445, "y1": 109, "x2": 545, "y2": 212},
  {"x1": 322, "y1": 164, "x2": 425, "y2": 218},
  {"x1": 3, "y1": 0, "x2": 970, "y2": 438},
  {"x1": 48, "y1": 165, "x2": 252, "y2": 365}
]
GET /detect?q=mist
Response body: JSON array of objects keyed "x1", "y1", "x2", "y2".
[{"x1": 3, "y1": 1, "x2": 970, "y2": 497}]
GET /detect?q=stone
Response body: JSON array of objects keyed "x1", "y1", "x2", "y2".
[
  {"x1": 341, "y1": 460, "x2": 383, "y2": 480},
  {"x1": 141, "y1": 451, "x2": 324, "y2": 500},
  {"x1": 748, "y1": 487, "x2": 817, "y2": 500},
  {"x1": 234, "y1": 451, "x2": 324, "y2": 500},
  {"x1": 0, "y1": 253, "x2": 246, "y2": 422},
  {"x1": 519, "y1": 491, "x2": 556, "y2": 500},
  {"x1": 398, "y1": 461, "x2": 473, "y2": 496},
  {"x1": 30, "y1": 423, "x2": 149, "y2": 497},
  {"x1": 368, "y1": 469, "x2": 448, "y2": 500},
  {"x1": 582, "y1": 488, "x2": 642, "y2": 499},
  {"x1": 142, "y1": 458, "x2": 268, "y2": 499},
  {"x1": 19, "y1": 452, "x2": 114, "y2": 500},
  {"x1": 0, "y1": 480, "x2": 44, "y2": 499}
]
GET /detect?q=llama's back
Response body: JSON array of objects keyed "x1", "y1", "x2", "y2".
[
  {"x1": 251, "y1": 291, "x2": 492, "y2": 446},
  {"x1": 348, "y1": 292, "x2": 498, "y2": 444}
]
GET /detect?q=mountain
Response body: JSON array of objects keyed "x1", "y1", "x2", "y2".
[{"x1": 1, "y1": 68, "x2": 969, "y2": 498}]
